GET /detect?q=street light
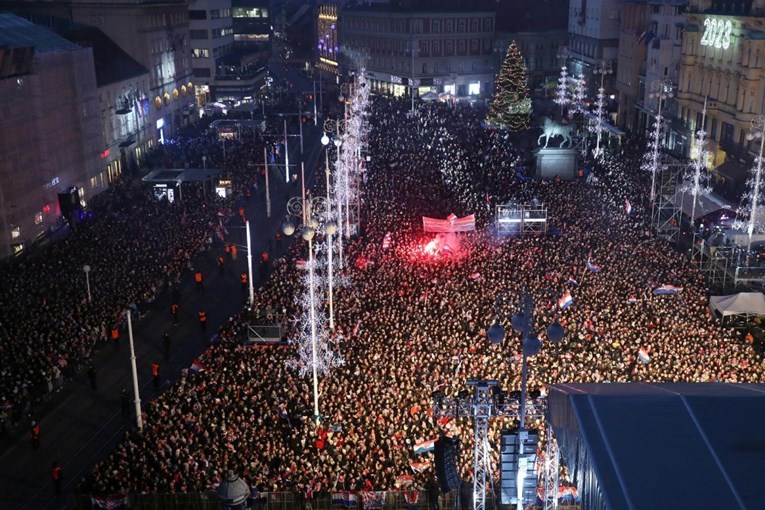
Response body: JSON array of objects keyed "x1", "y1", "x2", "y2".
[
  {"x1": 591, "y1": 60, "x2": 612, "y2": 159},
  {"x1": 320, "y1": 136, "x2": 336, "y2": 330},
  {"x1": 487, "y1": 291, "x2": 565, "y2": 510},
  {"x1": 323, "y1": 118, "x2": 347, "y2": 267},
  {"x1": 282, "y1": 196, "x2": 339, "y2": 423},
  {"x1": 645, "y1": 79, "x2": 673, "y2": 203},
  {"x1": 83, "y1": 264, "x2": 92, "y2": 304}
]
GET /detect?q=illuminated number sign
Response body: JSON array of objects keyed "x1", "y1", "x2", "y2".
[{"x1": 700, "y1": 18, "x2": 732, "y2": 49}]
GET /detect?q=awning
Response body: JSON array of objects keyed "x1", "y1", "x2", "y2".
[
  {"x1": 118, "y1": 139, "x2": 136, "y2": 148},
  {"x1": 142, "y1": 168, "x2": 221, "y2": 184},
  {"x1": 714, "y1": 159, "x2": 750, "y2": 183},
  {"x1": 670, "y1": 184, "x2": 735, "y2": 221}
]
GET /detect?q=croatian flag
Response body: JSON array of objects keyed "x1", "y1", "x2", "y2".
[
  {"x1": 653, "y1": 284, "x2": 683, "y2": 295},
  {"x1": 568, "y1": 277, "x2": 579, "y2": 286},
  {"x1": 638, "y1": 348, "x2": 651, "y2": 364},
  {"x1": 585, "y1": 258, "x2": 601, "y2": 273},
  {"x1": 558, "y1": 291, "x2": 574, "y2": 310},
  {"x1": 409, "y1": 461, "x2": 431, "y2": 473},
  {"x1": 627, "y1": 297, "x2": 637, "y2": 304},
  {"x1": 395, "y1": 475, "x2": 414, "y2": 487},
  {"x1": 91, "y1": 495, "x2": 128, "y2": 510},
  {"x1": 413, "y1": 438, "x2": 437, "y2": 454},
  {"x1": 625, "y1": 198, "x2": 632, "y2": 215},
  {"x1": 331, "y1": 492, "x2": 358, "y2": 507},
  {"x1": 190, "y1": 359, "x2": 207, "y2": 373},
  {"x1": 360, "y1": 492, "x2": 386, "y2": 510}
]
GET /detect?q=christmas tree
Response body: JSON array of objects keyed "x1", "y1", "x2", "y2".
[{"x1": 486, "y1": 40, "x2": 532, "y2": 131}]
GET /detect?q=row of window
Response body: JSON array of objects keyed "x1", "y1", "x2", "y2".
[
  {"x1": 232, "y1": 7, "x2": 268, "y2": 19},
  {"x1": 191, "y1": 27, "x2": 234, "y2": 40},
  {"x1": 346, "y1": 36, "x2": 492, "y2": 57},
  {"x1": 344, "y1": 16, "x2": 493, "y2": 35},
  {"x1": 189, "y1": 8, "x2": 232, "y2": 20}
]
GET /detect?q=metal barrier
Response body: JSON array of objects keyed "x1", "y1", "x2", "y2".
[{"x1": 68, "y1": 490, "x2": 467, "y2": 510}]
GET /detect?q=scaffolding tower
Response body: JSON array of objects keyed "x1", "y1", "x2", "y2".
[
  {"x1": 496, "y1": 203, "x2": 548, "y2": 237},
  {"x1": 433, "y1": 381, "x2": 547, "y2": 510},
  {"x1": 691, "y1": 232, "x2": 737, "y2": 291},
  {"x1": 542, "y1": 423, "x2": 560, "y2": 510},
  {"x1": 651, "y1": 160, "x2": 684, "y2": 244}
]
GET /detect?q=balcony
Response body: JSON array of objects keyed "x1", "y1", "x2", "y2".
[{"x1": 115, "y1": 99, "x2": 132, "y2": 115}]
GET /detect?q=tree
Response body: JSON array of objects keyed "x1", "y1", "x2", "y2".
[{"x1": 486, "y1": 41, "x2": 532, "y2": 131}]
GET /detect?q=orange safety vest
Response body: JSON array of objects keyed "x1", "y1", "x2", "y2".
[
  {"x1": 240, "y1": 272, "x2": 248, "y2": 284},
  {"x1": 224, "y1": 243, "x2": 231, "y2": 254},
  {"x1": 194, "y1": 272, "x2": 203, "y2": 283},
  {"x1": 198, "y1": 311, "x2": 207, "y2": 322},
  {"x1": 171, "y1": 303, "x2": 179, "y2": 315},
  {"x1": 151, "y1": 363, "x2": 160, "y2": 377},
  {"x1": 32, "y1": 424, "x2": 40, "y2": 439},
  {"x1": 51, "y1": 466, "x2": 61, "y2": 481},
  {"x1": 111, "y1": 328, "x2": 119, "y2": 340},
  {"x1": 231, "y1": 245, "x2": 237, "y2": 257}
]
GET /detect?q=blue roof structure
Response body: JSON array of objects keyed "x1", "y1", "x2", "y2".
[
  {"x1": 0, "y1": 13, "x2": 80, "y2": 52},
  {"x1": 547, "y1": 383, "x2": 765, "y2": 510}
]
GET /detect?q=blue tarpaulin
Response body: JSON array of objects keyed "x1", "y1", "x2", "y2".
[{"x1": 547, "y1": 383, "x2": 765, "y2": 510}]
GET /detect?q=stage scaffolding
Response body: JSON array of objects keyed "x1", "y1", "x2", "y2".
[
  {"x1": 651, "y1": 160, "x2": 684, "y2": 244},
  {"x1": 496, "y1": 203, "x2": 548, "y2": 237}
]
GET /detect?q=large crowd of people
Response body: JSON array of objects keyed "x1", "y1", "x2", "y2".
[{"x1": 39, "y1": 97, "x2": 765, "y2": 497}]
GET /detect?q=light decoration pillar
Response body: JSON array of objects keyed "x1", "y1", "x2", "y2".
[
  {"x1": 642, "y1": 79, "x2": 673, "y2": 203},
  {"x1": 553, "y1": 65, "x2": 571, "y2": 115},
  {"x1": 590, "y1": 60, "x2": 612, "y2": 159},
  {"x1": 679, "y1": 97, "x2": 712, "y2": 224},
  {"x1": 734, "y1": 115, "x2": 765, "y2": 251},
  {"x1": 571, "y1": 73, "x2": 588, "y2": 115}
]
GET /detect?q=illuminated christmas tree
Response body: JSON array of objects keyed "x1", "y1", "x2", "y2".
[{"x1": 486, "y1": 40, "x2": 532, "y2": 131}]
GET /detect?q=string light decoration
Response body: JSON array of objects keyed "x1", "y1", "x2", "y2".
[
  {"x1": 734, "y1": 115, "x2": 765, "y2": 250},
  {"x1": 317, "y1": 5, "x2": 339, "y2": 72},
  {"x1": 486, "y1": 40, "x2": 532, "y2": 131},
  {"x1": 571, "y1": 74, "x2": 588, "y2": 115},
  {"x1": 641, "y1": 79, "x2": 672, "y2": 203},
  {"x1": 589, "y1": 61, "x2": 612, "y2": 159},
  {"x1": 679, "y1": 97, "x2": 712, "y2": 223},
  {"x1": 554, "y1": 66, "x2": 571, "y2": 111},
  {"x1": 283, "y1": 196, "x2": 344, "y2": 424}
]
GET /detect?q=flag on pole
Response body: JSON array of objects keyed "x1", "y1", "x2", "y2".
[
  {"x1": 558, "y1": 291, "x2": 574, "y2": 310},
  {"x1": 653, "y1": 284, "x2": 683, "y2": 295},
  {"x1": 413, "y1": 438, "x2": 437, "y2": 454},
  {"x1": 585, "y1": 257, "x2": 601, "y2": 273},
  {"x1": 190, "y1": 359, "x2": 207, "y2": 373},
  {"x1": 638, "y1": 348, "x2": 651, "y2": 364},
  {"x1": 409, "y1": 461, "x2": 431, "y2": 473},
  {"x1": 568, "y1": 277, "x2": 579, "y2": 286}
]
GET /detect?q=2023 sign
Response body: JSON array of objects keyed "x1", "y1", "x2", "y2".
[{"x1": 700, "y1": 18, "x2": 733, "y2": 50}]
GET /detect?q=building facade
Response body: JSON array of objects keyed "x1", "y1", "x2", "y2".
[
  {"x1": 616, "y1": 2, "x2": 650, "y2": 131},
  {"x1": 0, "y1": 14, "x2": 102, "y2": 257},
  {"x1": 341, "y1": 7, "x2": 496, "y2": 100},
  {"x1": 676, "y1": 0, "x2": 765, "y2": 171},
  {"x1": 566, "y1": 0, "x2": 623, "y2": 100},
  {"x1": 189, "y1": 0, "x2": 235, "y2": 104}
]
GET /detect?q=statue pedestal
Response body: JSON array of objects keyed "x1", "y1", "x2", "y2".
[{"x1": 535, "y1": 147, "x2": 578, "y2": 180}]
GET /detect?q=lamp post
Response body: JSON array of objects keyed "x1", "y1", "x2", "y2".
[
  {"x1": 591, "y1": 60, "x2": 612, "y2": 159},
  {"x1": 744, "y1": 115, "x2": 765, "y2": 250},
  {"x1": 283, "y1": 196, "x2": 338, "y2": 423},
  {"x1": 83, "y1": 264, "x2": 92, "y2": 304},
  {"x1": 320, "y1": 134, "x2": 336, "y2": 330},
  {"x1": 487, "y1": 291, "x2": 565, "y2": 510},
  {"x1": 126, "y1": 309, "x2": 143, "y2": 433},
  {"x1": 646, "y1": 79, "x2": 673, "y2": 203},
  {"x1": 323, "y1": 118, "x2": 347, "y2": 266}
]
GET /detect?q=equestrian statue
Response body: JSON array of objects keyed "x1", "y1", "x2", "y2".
[{"x1": 537, "y1": 117, "x2": 574, "y2": 148}]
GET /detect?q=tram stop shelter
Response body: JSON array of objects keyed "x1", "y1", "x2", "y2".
[
  {"x1": 142, "y1": 168, "x2": 221, "y2": 202},
  {"x1": 547, "y1": 383, "x2": 765, "y2": 510}
]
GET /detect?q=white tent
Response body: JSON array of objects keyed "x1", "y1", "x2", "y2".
[
  {"x1": 709, "y1": 292, "x2": 765, "y2": 325},
  {"x1": 420, "y1": 91, "x2": 439, "y2": 102}
]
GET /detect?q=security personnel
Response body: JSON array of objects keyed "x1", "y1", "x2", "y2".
[
  {"x1": 217, "y1": 255, "x2": 225, "y2": 276},
  {"x1": 224, "y1": 243, "x2": 231, "y2": 255},
  {"x1": 230, "y1": 244, "x2": 238, "y2": 260},
  {"x1": 240, "y1": 272, "x2": 248, "y2": 294},
  {"x1": 151, "y1": 361, "x2": 160, "y2": 389},
  {"x1": 194, "y1": 271, "x2": 204, "y2": 291},
  {"x1": 51, "y1": 461, "x2": 62, "y2": 496},
  {"x1": 170, "y1": 303, "x2": 179, "y2": 325},
  {"x1": 198, "y1": 310, "x2": 208, "y2": 331},
  {"x1": 275, "y1": 231, "x2": 283, "y2": 251},
  {"x1": 110, "y1": 326, "x2": 119, "y2": 346}
]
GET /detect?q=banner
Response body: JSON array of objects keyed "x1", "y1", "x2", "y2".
[
  {"x1": 91, "y1": 495, "x2": 128, "y2": 510},
  {"x1": 331, "y1": 492, "x2": 358, "y2": 507},
  {"x1": 359, "y1": 491, "x2": 386, "y2": 510},
  {"x1": 653, "y1": 284, "x2": 682, "y2": 295},
  {"x1": 422, "y1": 213, "x2": 476, "y2": 233},
  {"x1": 409, "y1": 460, "x2": 431, "y2": 473},
  {"x1": 558, "y1": 291, "x2": 574, "y2": 310},
  {"x1": 638, "y1": 348, "x2": 651, "y2": 364},
  {"x1": 190, "y1": 359, "x2": 207, "y2": 372}
]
